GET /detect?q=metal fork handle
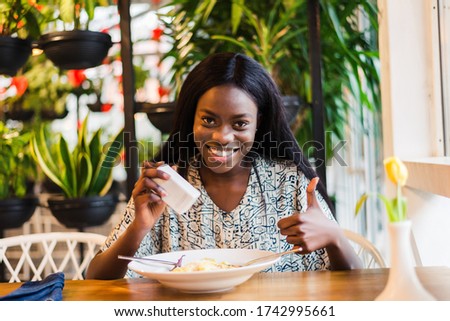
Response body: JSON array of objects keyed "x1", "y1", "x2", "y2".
[
  {"x1": 243, "y1": 248, "x2": 302, "y2": 266},
  {"x1": 118, "y1": 255, "x2": 177, "y2": 266}
]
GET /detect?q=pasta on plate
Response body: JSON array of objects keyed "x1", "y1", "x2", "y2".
[{"x1": 171, "y1": 258, "x2": 237, "y2": 272}]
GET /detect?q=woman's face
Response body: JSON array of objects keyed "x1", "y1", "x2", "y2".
[{"x1": 193, "y1": 84, "x2": 259, "y2": 174}]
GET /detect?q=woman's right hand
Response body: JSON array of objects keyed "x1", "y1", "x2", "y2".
[{"x1": 131, "y1": 160, "x2": 170, "y2": 231}]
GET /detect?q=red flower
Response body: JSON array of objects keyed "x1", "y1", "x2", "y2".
[
  {"x1": 29, "y1": 1, "x2": 43, "y2": 11},
  {"x1": 158, "y1": 86, "x2": 170, "y2": 98},
  {"x1": 152, "y1": 27, "x2": 163, "y2": 41},
  {"x1": 11, "y1": 76, "x2": 28, "y2": 97},
  {"x1": 67, "y1": 70, "x2": 86, "y2": 87},
  {"x1": 101, "y1": 103, "x2": 113, "y2": 112}
]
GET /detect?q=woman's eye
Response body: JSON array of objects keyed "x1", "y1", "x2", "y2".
[
  {"x1": 201, "y1": 117, "x2": 215, "y2": 125},
  {"x1": 234, "y1": 121, "x2": 248, "y2": 129}
]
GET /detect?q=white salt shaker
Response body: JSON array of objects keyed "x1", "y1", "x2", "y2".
[{"x1": 152, "y1": 164, "x2": 200, "y2": 214}]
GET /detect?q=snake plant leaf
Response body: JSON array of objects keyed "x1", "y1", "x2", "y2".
[
  {"x1": 88, "y1": 128, "x2": 124, "y2": 196},
  {"x1": 85, "y1": 0, "x2": 95, "y2": 21},
  {"x1": 30, "y1": 127, "x2": 72, "y2": 197},
  {"x1": 59, "y1": 0, "x2": 75, "y2": 24},
  {"x1": 30, "y1": 114, "x2": 122, "y2": 198},
  {"x1": 77, "y1": 151, "x2": 93, "y2": 196},
  {"x1": 78, "y1": 114, "x2": 89, "y2": 153},
  {"x1": 89, "y1": 129, "x2": 102, "y2": 170},
  {"x1": 57, "y1": 133, "x2": 77, "y2": 197}
]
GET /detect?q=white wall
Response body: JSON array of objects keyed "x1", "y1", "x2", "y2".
[{"x1": 378, "y1": 0, "x2": 450, "y2": 266}]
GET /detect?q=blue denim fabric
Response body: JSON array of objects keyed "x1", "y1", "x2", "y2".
[{"x1": 0, "y1": 272, "x2": 64, "y2": 301}]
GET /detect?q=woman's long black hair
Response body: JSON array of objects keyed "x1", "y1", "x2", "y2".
[{"x1": 153, "y1": 52, "x2": 333, "y2": 213}]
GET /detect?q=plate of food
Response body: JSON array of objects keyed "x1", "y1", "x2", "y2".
[{"x1": 127, "y1": 248, "x2": 280, "y2": 293}]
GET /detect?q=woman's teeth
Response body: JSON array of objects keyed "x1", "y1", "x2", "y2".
[{"x1": 208, "y1": 146, "x2": 237, "y2": 157}]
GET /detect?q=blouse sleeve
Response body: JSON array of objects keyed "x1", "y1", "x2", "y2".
[
  {"x1": 100, "y1": 197, "x2": 136, "y2": 253},
  {"x1": 100, "y1": 197, "x2": 163, "y2": 278}
]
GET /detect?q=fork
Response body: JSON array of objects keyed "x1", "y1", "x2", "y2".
[{"x1": 118, "y1": 255, "x2": 185, "y2": 269}]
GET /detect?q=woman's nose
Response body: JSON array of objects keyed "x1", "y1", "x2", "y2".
[{"x1": 211, "y1": 125, "x2": 234, "y2": 144}]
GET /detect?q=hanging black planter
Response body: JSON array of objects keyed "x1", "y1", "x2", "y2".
[
  {"x1": 40, "y1": 107, "x2": 69, "y2": 120},
  {"x1": 38, "y1": 30, "x2": 112, "y2": 70},
  {"x1": 136, "y1": 102, "x2": 176, "y2": 134},
  {"x1": 4, "y1": 108, "x2": 35, "y2": 122},
  {"x1": 47, "y1": 194, "x2": 118, "y2": 229},
  {"x1": 0, "y1": 36, "x2": 32, "y2": 77},
  {"x1": 0, "y1": 197, "x2": 38, "y2": 230}
]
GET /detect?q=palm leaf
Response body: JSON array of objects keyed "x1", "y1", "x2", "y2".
[{"x1": 231, "y1": 0, "x2": 245, "y2": 34}]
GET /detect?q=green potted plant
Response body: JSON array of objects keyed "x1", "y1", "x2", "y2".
[
  {"x1": 159, "y1": 0, "x2": 380, "y2": 159},
  {"x1": 38, "y1": 0, "x2": 114, "y2": 70},
  {"x1": 1, "y1": 54, "x2": 74, "y2": 122},
  {"x1": 30, "y1": 114, "x2": 124, "y2": 229},
  {"x1": 0, "y1": 122, "x2": 38, "y2": 231},
  {"x1": 209, "y1": 0, "x2": 306, "y2": 124},
  {"x1": 0, "y1": 0, "x2": 53, "y2": 76}
]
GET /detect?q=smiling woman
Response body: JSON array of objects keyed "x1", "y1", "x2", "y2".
[{"x1": 85, "y1": 52, "x2": 362, "y2": 280}]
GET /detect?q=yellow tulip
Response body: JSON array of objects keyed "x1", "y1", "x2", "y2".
[{"x1": 384, "y1": 156, "x2": 408, "y2": 186}]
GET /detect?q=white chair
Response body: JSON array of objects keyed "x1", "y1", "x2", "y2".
[
  {"x1": 0, "y1": 232, "x2": 106, "y2": 282},
  {"x1": 344, "y1": 229, "x2": 386, "y2": 268}
]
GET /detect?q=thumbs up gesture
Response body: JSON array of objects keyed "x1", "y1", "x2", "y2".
[{"x1": 277, "y1": 177, "x2": 339, "y2": 254}]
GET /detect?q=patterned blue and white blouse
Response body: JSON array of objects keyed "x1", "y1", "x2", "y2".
[{"x1": 102, "y1": 156, "x2": 334, "y2": 277}]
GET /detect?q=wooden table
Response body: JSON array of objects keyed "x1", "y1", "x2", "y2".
[{"x1": 1, "y1": 267, "x2": 449, "y2": 301}]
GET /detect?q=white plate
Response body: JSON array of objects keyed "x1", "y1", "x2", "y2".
[{"x1": 128, "y1": 248, "x2": 279, "y2": 293}]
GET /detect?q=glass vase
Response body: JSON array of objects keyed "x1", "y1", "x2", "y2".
[{"x1": 376, "y1": 220, "x2": 436, "y2": 301}]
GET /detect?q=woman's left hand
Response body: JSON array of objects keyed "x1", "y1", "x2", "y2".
[{"x1": 277, "y1": 177, "x2": 340, "y2": 253}]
